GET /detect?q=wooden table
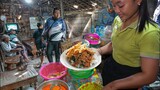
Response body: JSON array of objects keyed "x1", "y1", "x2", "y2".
[{"x1": 0, "y1": 67, "x2": 38, "y2": 90}]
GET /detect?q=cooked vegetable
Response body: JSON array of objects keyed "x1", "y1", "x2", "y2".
[{"x1": 66, "y1": 42, "x2": 95, "y2": 68}]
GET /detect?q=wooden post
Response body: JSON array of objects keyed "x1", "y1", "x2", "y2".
[{"x1": 60, "y1": 0, "x2": 64, "y2": 19}]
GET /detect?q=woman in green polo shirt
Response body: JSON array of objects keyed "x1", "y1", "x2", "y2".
[{"x1": 97, "y1": 0, "x2": 160, "y2": 90}]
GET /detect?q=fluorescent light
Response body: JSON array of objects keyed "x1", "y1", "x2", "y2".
[
  {"x1": 92, "y1": 3, "x2": 97, "y2": 7},
  {"x1": 73, "y1": 5, "x2": 78, "y2": 9},
  {"x1": 25, "y1": 0, "x2": 32, "y2": 3},
  {"x1": 91, "y1": 1, "x2": 97, "y2": 7},
  {"x1": 44, "y1": 20, "x2": 47, "y2": 23},
  {"x1": 86, "y1": 12, "x2": 93, "y2": 14},
  {"x1": 17, "y1": 15, "x2": 22, "y2": 20}
]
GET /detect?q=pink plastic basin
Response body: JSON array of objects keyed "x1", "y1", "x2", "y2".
[
  {"x1": 85, "y1": 33, "x2": 100, "y2": 45},
  {"x1": 39, "y1": 62, "x2": 67, "y2": 80}
]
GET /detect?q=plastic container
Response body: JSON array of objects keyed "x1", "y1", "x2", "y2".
[
  {"x1": 68, "y1": 69, "x2": 94, "y2": 79},
  {"x1": 39, "y1": 62, "x2": 67, "y2": 80},
  {"x1": 84, "y1": 33, "x2": 100, "y2": 45},
  {"x1": 105, "y1": 25, "x2": 112, "y2": 40},
  {"x1": 78, "y1": 82, "x2": 103, "y2": 90}
]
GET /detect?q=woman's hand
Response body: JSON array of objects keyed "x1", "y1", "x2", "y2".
[
  {"x1": 89, "y1": 48, "x2": 101, "y2": 55},
  {"x1": 97, "y1": 48, "x2": 102, "y2": 55},
  {"x1": 94, "y1": 42, "x2": 112, "y2": 55}
]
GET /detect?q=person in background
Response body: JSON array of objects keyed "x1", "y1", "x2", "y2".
[
  {"x1": 33, "y1": 23, "x2": 46, "y2": 67},
  {"x1": 153, "y1": 0, "x2": 160, "y2": 26},
  {"x1": 42, "y1": 7, "x2": 66, "y2": 62},
  {"x1": 0, "y1": 34, "x2": 29, "y2": 70},
  {"x1": 8, "y1": 29, "x2": 30, "y2": 62},
  {"x1": 1, "y1": 34, "x2": 21, "y2": 57},
  {"x1": 95, "y1": 0, "x2": 116, "y2": 41},
  {"x1": 8, "y1": 29, "x2": 21, "y2": 44},
  {"x1": 97, "y1": 0, "x2": 160, "y2": 90},
  {"x1": 96, "y1": 0, "x2": 116, "y2": 26}
]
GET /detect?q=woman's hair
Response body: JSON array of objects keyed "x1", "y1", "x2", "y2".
[{"x1": 138, "y1": 0, "x2": 156, "y2": 33}]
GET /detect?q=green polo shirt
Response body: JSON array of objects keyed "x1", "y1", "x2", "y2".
[{"x1": 111, "y1": 16, "x2": 160, "y2": 67}]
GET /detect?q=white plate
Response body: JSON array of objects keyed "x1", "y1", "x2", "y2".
[{"x1": 60, "y1": 48, "x2": 101, "y2": 71}]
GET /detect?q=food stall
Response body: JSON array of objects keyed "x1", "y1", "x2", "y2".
[{"x1": 37, "y1": 34, "x2": 104, "y2": 90}]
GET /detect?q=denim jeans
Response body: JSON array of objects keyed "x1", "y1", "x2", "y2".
[{"x1": 46, "y1": 41, "x2": 61, "y2": 62}]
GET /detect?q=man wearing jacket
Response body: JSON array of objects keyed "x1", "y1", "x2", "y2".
[{"x1": 42, "y1": 7, "x2": 66, "y2": 62}]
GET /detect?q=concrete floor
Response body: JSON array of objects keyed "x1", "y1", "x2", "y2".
[{"x1": 17, "y1": 56, "x2": 51, "y2": 90}]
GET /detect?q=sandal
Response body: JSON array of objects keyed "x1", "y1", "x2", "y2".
[
  {"x1": 17, "y1": 64, "x2": 27, "y2": 71},
  {"x1": 17, "y1": 65, "x2": 24, "y2": 71},
  {"x1": 25, "y1": 59, "x2": 30, "y2": 63},
  {"x1": 24, "y1": 62, "x2": 28, "y2": 66}
]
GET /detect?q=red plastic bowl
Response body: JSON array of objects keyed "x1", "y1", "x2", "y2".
[
  {"x1": 39, "y1": 62, "x2": 67, "y2": 80},
  {"x1": 85, "y1": 33, "x2": 100, "y2": 45}
]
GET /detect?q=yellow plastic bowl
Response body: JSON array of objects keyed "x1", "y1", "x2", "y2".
[{"x1": 78, "y1": 82, "x2": 103, "y2": 90}]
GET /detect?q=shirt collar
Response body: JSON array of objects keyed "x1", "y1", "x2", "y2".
[
  {"x1": 127, "y1": 19, "x2": 139, "y2": 29},
  {"x1": 118, "y1": 18, "x2": 139, "y2": 30}
]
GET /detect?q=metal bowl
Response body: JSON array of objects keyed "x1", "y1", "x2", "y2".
[{"x1": 36, "y1": 80, "x2": 69, "y2": 90}]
